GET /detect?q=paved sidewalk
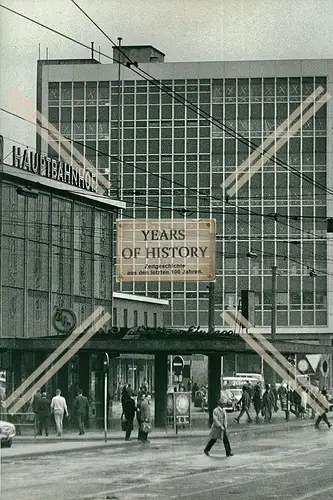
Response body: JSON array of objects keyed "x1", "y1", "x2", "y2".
[{"x1": 1, "y1": 412, "x2": 318, "y2": 460}]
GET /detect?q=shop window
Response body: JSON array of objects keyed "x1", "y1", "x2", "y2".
[
  {"x1": 134, "y1": 310, "x2": 138, "y2": 327},
  {"x1": 123, "y1": 308, "x2": 128, "y2": 328},
  {"x1": 144, "y1": 311, "x2": 148, "y2": 327}
]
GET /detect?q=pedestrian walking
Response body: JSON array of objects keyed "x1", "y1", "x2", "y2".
[
  {"x1": 138, "y1": 393, "x2": 152, "y2": 443},
  {"x1": 293, "y1": 390, "x2": 302, "y2": 418},
  {"x1": 204, "y1": 398, "x2": 233, "y2": 457},
  {"x1": 246, "y1": 381, "x2": 254, "y2": 400},
  {"x1": 122, "y1": 392, "x2": 136, "y2": 441},
  {"x1": 252, "y1": 382, "x2": 262, "y2": 422},
  {"x1": 235, "y1": 385, "x2": 252, "y2": 423},
  {"x1": 315, "y1": 387, "x2": 332, "y2": 429},
  {"x1": 300, "y1": 389, "x2": 308, "y2": 419},
  {"x1": 262, "y1": 384, "x2": 275, "y2": 422},
  {"x1": 32, "y1": 389, "x2": 43, "y2": 433},
  {"x1": 73, "y1": 389, "x2": 89, "y2": 435},
  {"x1": 271, "y1": 385, "x2": 279, "y2": 412},
  {"x1": 192, "y1": 382, "x2": 199, "y2": 402},
  {"x1": 50, "y1": 389, "x2": 68, "y2": 436},
  {"x1": 310, "y1": 383, "x2": 320, "y2": 419},
  {"x1": 278, "y1": 383, "x2": 290, "y2": 421},
  {"x1": 37, "y1": 392, "x2": 50, "y2": 436}
]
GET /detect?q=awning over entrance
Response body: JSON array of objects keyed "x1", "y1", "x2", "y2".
[{"x1": 1, "y1": 335, "x2": 332, "y2": 355}]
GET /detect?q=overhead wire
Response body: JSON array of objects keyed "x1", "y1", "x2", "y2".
[
  {"x1": 1, "y1": 3, "x2": 331, "y2": 200},
  {"x1": 0, "y1": 3, "x2": 330, "y2": 276},
  {"x1": 68, "y1": 0, "x2": 332, "y2": 199},
  {"x1": 1, "y1": 112, "x2": 329, "y2": 247}
]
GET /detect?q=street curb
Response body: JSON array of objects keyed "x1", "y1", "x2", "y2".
[{"x1": 1, "y1": 420, "x2": 315, "y2": 460}]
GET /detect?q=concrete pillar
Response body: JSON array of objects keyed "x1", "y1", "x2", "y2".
[
  {"x1": 208, "y1": 354, "x2": 221, "y2": 426},
  {"x1": 12, "y1": 351, "x2": 22, "y2": 391},
  {"x1": 79, "y1": 352, "x2": 90, "y2": 397},
  {"x1": 154, "y1": 353, "x2": 168, "y2": 428}
]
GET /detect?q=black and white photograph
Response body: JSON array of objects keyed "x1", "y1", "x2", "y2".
[{"x1": 1, "y1": 1, "x2": 333, "y2": 498}]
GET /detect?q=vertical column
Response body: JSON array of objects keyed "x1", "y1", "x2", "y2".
[
  {"x1": 208, "y1": 354, "x2": 221, "y2": 426},
  {"x1": 79, "y1": 352, "x2": 90, "y2": 397},
  {"x1": 154, "y1": 353, "x2": 168, "y2": 428},
  {"x1": 34, "y1": 351, "x2": 46, "y2": 390},
  {"x1": 12, "y1": 351, "x2": 22, "y2": 391}
]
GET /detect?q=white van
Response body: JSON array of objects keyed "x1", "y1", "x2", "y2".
[
  {"x1": 235, "y1": 373, "x2": 265, "y2": 385},
  {"x1": 221, "y1": 376, "x2": 259, "y2": 412}
]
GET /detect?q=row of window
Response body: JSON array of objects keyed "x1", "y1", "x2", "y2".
[
  {"x1": 48, "y1": 77, "x2": 327, "y2": 101},
  {"x1": 163, "y1": 310, "x2": 327, "y2": 327},
  {"x1": 112, "y1": 307, "x2": 158, "y2": 328}
]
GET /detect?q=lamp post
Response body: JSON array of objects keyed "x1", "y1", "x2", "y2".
[
  {"x1": 103, "y1": 353, "x2": 109, "y2": 443},
  {"x1": 247, "y1": 250, "x2": 277, "y2": 385},
  {"x1": 271, "y1": 265, "x2": 277, "y2": 386}
]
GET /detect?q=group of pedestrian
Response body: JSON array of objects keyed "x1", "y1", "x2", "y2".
[
  {"x1": 121, "y1": 383, "x2": 152, "y2": 443},
  {"x1": 33, "y1": 388, "x2": 88, "y2": 437},
  {"x1": 233, "y1": 383, "x2": 277, "y2": 424}
]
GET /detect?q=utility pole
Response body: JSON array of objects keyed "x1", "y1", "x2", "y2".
[
  {"x1": 117, "y1": 37, "x2": 122, "y2": 199},
  {"x1": 271, "y1": 265, "x2": 277, "y2": 386},
  {"x1": 208, "y1": 281, "x2": 215, "y2": 334},
  {"x1": 208, "y1": 281, "x2": 220, "y2": 426}
]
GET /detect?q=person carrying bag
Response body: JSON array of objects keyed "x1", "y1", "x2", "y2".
[{"x1": 138, "y1": 393, "x2": 152, "y2": 443}]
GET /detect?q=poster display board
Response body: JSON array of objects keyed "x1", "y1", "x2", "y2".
[{"x1": 166, "y1": 392, "x2": 191, "y2": 434}]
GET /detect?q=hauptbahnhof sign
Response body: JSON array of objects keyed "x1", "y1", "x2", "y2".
[
  {"x1": 116, "y1": 219, "x2": 216, "y2": 282},
  {"x1": 12, "y1": 146, "x2": 97, "y2": 193}
]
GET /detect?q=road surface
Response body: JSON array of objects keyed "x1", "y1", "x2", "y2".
[{"x1": 1, "y1": 425, "x2": 333, "y2": 499}]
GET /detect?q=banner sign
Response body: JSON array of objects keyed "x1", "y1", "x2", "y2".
[
  {"x1": 116, "y1": 219, "x2": 216, "y2": 282},
  {"x1": 12, "y1": 146, "x2": 98, "y2": 193}
]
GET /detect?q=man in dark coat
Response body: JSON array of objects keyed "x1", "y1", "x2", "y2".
[
  {"x1": 252, "y1": 382, "x2": 262, "y2": 422},
  {"x1": 32, "y1": 389, "x2": 43, "y2": 434},
  {"x1": 37, "y1": 392, "x2": 50, "y2": 436},
  {"x1": 73, "y1": 389, "x2": 89, "y2": 435},
  {"x1": 262, "y1": 384, "x2": 275, "y2": 422},
  {"x1": 315, "y1": 387, "x2": 332, "y2": 429},
  {"x1": 235, "y1": 385, "x2": 252, "y2": 423},
  {"x1": 122, "y1": 393, "x2": 136, "y2": 441}
]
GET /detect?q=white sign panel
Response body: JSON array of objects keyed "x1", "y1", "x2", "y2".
[{"x1": 116, "y1": 219, "x2": 216, "y2": 282}]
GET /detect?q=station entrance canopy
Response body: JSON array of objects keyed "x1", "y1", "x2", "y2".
[{"x1": 1, "y1": 326, "x2": 333, "y2": 355}]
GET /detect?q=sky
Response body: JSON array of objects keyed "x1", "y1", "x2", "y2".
[{"x1": 1, "y1": 0, "x2": 333, "y2": 158}]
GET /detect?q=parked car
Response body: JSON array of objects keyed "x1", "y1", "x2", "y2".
[
  {"x1": 0, "y1": 420, "x2": 16, "y2": 448},
  {"x1": 220, "y1": 389, "x2": 238, "y2": 412},
  {"x1": 193, "y1": 390, "x2": 208, "y2": 411}
]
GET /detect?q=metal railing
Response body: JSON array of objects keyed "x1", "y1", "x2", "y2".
[{"x1": 0, "y1": 412, "x2": 37, "y2": 437}]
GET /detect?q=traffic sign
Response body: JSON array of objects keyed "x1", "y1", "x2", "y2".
[{"x1": 172, "y1": 355, "x2": 184, "y2": 375}]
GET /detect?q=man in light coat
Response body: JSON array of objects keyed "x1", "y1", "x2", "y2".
[
  {"x1": 204, "y1": 398, "x2": 233, "y2": 457},
  {"x1": 51, "y1": 389, "x2": 68, "y2": 436}
]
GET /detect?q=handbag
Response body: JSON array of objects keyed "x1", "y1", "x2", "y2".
[
  {"x1": 121, "y1": 415, "x2": 128, "y2": 431},
  {"x1": 141, "y1": 421, "x2": 152, "y2": 434}
]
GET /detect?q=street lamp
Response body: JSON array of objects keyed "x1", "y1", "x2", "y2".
[
  {"x1": 103, "y1": 353, "x2": 109, "y2": 443},
  {"x1": 247, "y1": 250, "x2": 277, "y2": 385}
]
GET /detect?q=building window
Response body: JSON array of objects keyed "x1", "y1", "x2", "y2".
[
  {"x1": 153, "y1": 313, "x2": 157, "y2": 328},
  {"x1": 113, "y1": 307, "x2": 117, "y2": 327},
  {"x1": 124, "y1": 308, "x2": 128, "y2": 328},
  {"x1": 134, "y1": 310, "x2": 138, "y2": 327},
  {"x1": 144, "y1": 311, "x2": 148, "y2": 327}
]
